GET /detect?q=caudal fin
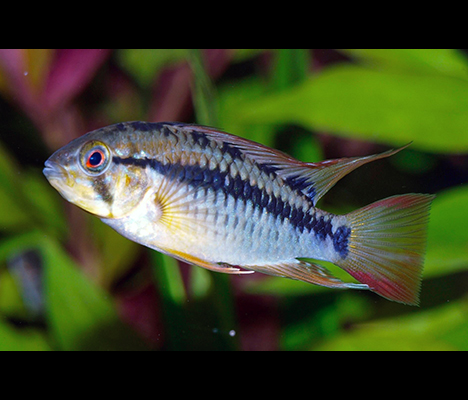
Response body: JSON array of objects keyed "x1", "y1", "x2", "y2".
[{"x1": 334, "y1": 194, "x2": 435, "y2": 305}]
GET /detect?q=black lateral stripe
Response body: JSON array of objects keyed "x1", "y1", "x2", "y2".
[
  {"x1": 113, "y1": 155, "x2": 351, "y2": 257},
  {"x1": 114, "y1": 122, "x2": 316, "y2": 200}
]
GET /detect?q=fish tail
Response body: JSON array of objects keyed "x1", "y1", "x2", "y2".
[{"x1": 334, "y1": 193, "x2": 435, "y2": 305}]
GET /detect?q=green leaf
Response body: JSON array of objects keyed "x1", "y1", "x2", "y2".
[
  {"x1": 41, "y1": 233, "x2": 147, "y2": 350},
  {"x1": 314, "y1": 297, "x2": 468, "y2": 350},
  {"x1": 424, "y1": 185, "x2": 468, "y2": 278},
  {"x1": 281, "y1": 293, "x2": 371, "y2": 350},
  {"x1": 151, "y1": 251, "x2": 187, "y2": 306},
  {"x1": 341, "y1": 49, "x2": 468, "y2": 79},
  {"x1": 235, "y1": 64, "x2": 468, "y2": 152},
  {"x1": 188, "y1": 49, "x2": 219, "y2": 127},
  {"x1": 0, "y1": 141, "x2": 21, "y2": 190},
  {"x1": 230, "y1": 49, "x2": 266, "y2": 62},
  {"x1": 190, "y1": 267, "x2": 213, "y2": 299},
  {"x1": 271, "y1": 49, "x2": 310, "y2": 91},
  {"x1": 0, "y1": 269, "x2": 28, "y2": 319},
  {"x1": 0, "y1": 232, "x2": 147, "y2": 350},
  {"x1": 0, "y1": 185, "x2": 31, "y2": 231},
  {"x1": 218, "y1": 77, "x2": 279, "y2": 148},
  {"x1": 150, "y1": 246, "x2": 190, "y2": 350},
  {"x1": 90, "y1": 217, "x2": 140, "y2": 288},
  {"x1": 21, "y1": 170, "x2": 68, "y2": 237},
  {"x1": 0, "y1": 142, "x2": 67, "y2": 236},
  {"x1": 0, "y1": 143, "x2": 31, "y2": 231},
  {"x1": 0, "y1": 318, "x2": 51, "y2": 351},
  {"x1": 117, "y1": 49, "x2": 187, "y2": 87}
]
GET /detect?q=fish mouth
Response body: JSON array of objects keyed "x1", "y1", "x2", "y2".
[{"x1": 43, "y1": 160, "x2": 66, "y2": 182}]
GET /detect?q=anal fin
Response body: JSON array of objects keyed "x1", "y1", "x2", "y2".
[
  {"x1": 246, "y1": 259, "x2": 369, "y2": 290},
  {"x1": 161, "y1": 247, "x2": 254, "y2": 275}
]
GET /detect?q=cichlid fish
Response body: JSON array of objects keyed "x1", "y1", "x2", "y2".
[{"x1": 43, "y1": 121, "x2": 434, "y2": 305}]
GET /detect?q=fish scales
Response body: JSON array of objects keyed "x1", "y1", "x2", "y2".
[
  {"x1": 128, "y1": 126, "x2": 336, "y2": 262},
  {"x1": 134, "y1": 130, "x2": 311, "y2": 257},
  {"x1": 112, "y1": 124, "x2": 325, "y2": 250},
  {"x1": 43, "y1": 121, "x2": 434, "y2": 305}
]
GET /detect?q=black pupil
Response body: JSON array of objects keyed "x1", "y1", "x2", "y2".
[{"x1": 89, "y1": 151, "x2": 102, "y2": 167}]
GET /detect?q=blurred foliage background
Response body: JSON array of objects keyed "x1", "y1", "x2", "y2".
[{"x1": 0, "y1": 49, "x2": 468, "y2": 350}]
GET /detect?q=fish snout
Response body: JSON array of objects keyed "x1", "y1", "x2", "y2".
[{"x1": 43, "y1": 159, "x2": 66, "y2": 182}]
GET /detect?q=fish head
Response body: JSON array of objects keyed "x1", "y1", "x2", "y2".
[{"x1": 43, "y1": 128, "x2": 150, "y2": 219}]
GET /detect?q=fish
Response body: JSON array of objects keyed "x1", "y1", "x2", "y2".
[{"x1": 43, "y1": 121, "x2": 435, "y2": 305}]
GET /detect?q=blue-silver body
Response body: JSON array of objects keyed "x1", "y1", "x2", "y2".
[{"x1": 43, "y1": 121, "x2": 434, "y2": 304}]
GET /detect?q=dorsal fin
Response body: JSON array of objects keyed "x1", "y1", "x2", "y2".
[
  {"x1": 176, "y1": 124, "x2": 410, "y2": 205},
  {"x1": 271, "y1": 144, "x2": 411, "y2": 205}
]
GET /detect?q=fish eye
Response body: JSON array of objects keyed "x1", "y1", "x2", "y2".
[
  {"x1": 86, "y1": 149, "x2": 104, "y2": 169},
  {"x1": 79, "y1": 141, "x2": 111, "y2": 175}
]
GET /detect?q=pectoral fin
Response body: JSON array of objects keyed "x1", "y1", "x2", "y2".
[{"x1": 153, "y1": 171, "x2": 217, "y2": 240}]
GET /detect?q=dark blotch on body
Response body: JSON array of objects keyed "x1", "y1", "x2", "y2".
[
  {"x1": 332, "y1": 225, "x2": 351, "y2": 259},
  {"x1": 92, "y1": 175, "x2": 113, "y2": 204}
]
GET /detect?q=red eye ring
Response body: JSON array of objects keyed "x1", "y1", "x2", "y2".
[
  {"x1": 80, "y1": 141, "x2": 111, "y2": 176},
  {"x1": 86, "y1": 149, "x2": 105, "y2": 169}
]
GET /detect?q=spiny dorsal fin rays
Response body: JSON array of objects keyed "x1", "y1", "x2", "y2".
[{"x1": 182, "y1": 124, "x2": 411, "y2": 206}]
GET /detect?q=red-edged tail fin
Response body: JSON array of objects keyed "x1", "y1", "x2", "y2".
[{"x1": 334, "y1": 194, "x2": 435, "y2": 305}]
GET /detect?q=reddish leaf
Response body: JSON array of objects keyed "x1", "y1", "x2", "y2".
[
  {"x1": 0, "y1": 49, "x2": 111, "y2": 129},
  {"x1": 43, "y1": 49, "x2": 111, "y2": 114}
]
